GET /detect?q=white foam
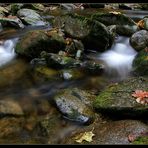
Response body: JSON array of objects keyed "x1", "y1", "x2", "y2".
[
  {"x1": 99, "y1": 36, "x2": 137, "y2": 80},
  {"x1": 0, "y1": 38, "x2": 18, "y2": 67}
]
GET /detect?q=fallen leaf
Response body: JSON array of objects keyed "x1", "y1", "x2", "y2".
[
  {"x1": 132, "y1": 90, "x2": 148, "y2": 105},
  {"x1": 109, "y1": 11, "x2": 121, "y2": 15},
  {"x1": 74, "y1": 129, "x2": 95, "y2": 143}
]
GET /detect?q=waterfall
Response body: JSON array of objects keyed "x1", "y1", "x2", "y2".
[
  {"x1": 0, "y1": 38, "x2": 18, "y2": 67},
  {"x1": 98, "y1": 36, "x2": 137, "y2": 80}
]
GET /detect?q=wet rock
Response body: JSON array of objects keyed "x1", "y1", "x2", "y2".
[
  {"x1": 44, "y1": 53, "x2": 82, "y2": 69},
  {"x1": 15, "y1": 29, "x2": 66, "y2": 59},
  {"x1": 93, "y1": 77, "x2": 148, "y2": 118},
  {"x1": 32, "y1": 65, "x2": 60, "y2": 82},
  {"x1": 0, "y1": 99, "x2": 24, "y2": 117},
  {"x1": 53, "y1": 13, "x2": 110, "y2": 52},
  {"x1": 65, "y1": 38, "x2": 84, "y2": 59},
  {"x1": 140, "y1": 4, "x2": 148, "y2": 10},
  {"x1": 138, "y1": 17, "x2": 148, "y2": 31},
  {"x1": 17, "y1": 8, "x2": 48, "y2": 26},
  {"x1": 64, "y1": 120, "x2": 148, "y2": 144},
  {"x1": 91, "y1": 12, "x2": 138, "y2": 36},
  {"x1": 133, "y1": 48, "x2": 148, "y2": 76},
  {"x1": 53, "y1": 88, "x2": 95, "y2": 124},
  {"x1": 107, "y1": 25, "x2": 117, "y2": 47},
  {"x1": 0, "y1": 15, "x2": 24, "y2": 28},
  {"x1": 10, "y1": 4, "x2": 24, "y2": 15},
  {"x1": 0, "y1": 6, "x2": 9, "y2": 16},
  {"x1": 31, "y1": 4, "x2": 45, "y2": 11},
  {"x1": 130, "y1": 30, "x2": 148, "y2": 51},
  {"x1": 81, "y1": 60, "x2": 104, "y2": 75}
]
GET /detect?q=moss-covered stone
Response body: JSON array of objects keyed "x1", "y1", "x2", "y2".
[
  {"x1": 133, "y1": 48, "x2": 148, "y2": 76},
  {"x1": 32, "y1": 65, "x2": 60, "y2": 82},
  {"x1": 53, "y1": 13, "x2": 110, "y2": 52},
  {"x1": 91, "y1": 12, "x2": 138, "y2": 36},
  {"x1": 15, "y1": 30, "x2": 66, "y2": 59},
  {"x1": 44, "y1": 53, "x2": 81, "y2": 69},
  {"x1": 93, "y1": 77, "x2": 148, "y2": 117}
]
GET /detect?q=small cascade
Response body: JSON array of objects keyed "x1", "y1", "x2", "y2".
[
  {"x1": 98, "y1": 36, "x2": 137, "y2": 80},
  {"x1": 0, "y1": 38, "x2": 18, "y2": 67}
]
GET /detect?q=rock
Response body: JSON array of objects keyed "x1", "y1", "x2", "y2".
[
  {"x1": 107, "y1": 25, "x2": 117, "y2": 47},
  {"x1": 53, "y1": 88, "x2": 95, "y2": 124},
  {"x1": 0, "y1": 99, "x2": 24, "y2": 117},
  {"x1": 15, "y1": 29, "x2": 66, "y2": 59},
  {"x1": 138, "y1": 17, "x2": 148, "y2": 31},
  {"x1": 140, "y1": 4, "x2": 148, "y2": 10},
  {"x1": 91, "y1": 12, "x2": 138, "y2": 36},
  {"x1": 44, "y1": 53, "x2": 82, "y2": 69},
  {"x1": 130, "y1": 30, "x2": 148, "y2": 51},
  {"x1": 81, "y1": 60, "x2": 104, "y2": 75},
  {"x1": 0, "y1": 15, "x2": 24, "y2": 28},
  {"x1": 133, "y1": 48, "x2": 148, "y2": 76},
  {"x1": 65, "y1": 38, "x2": 84, "y2": 59},
  {"x1": 10, "y1": 4, "x2": 24, "y2": 15},
  {"x1": 32, "y1": 65, "x2": 60, "y2": 82},
  {"x1": 53, "y1": 13, "x2": 110, "y2": 52},
  {"x1": 17, "y1": 8, "x2": 48, "y2": 26},
  {"x1": 64, "y1": 120, "x2": 148, "y2": 144},
  {"x1": 93, "y1": 77, "x2": 148, "y2": 118}
]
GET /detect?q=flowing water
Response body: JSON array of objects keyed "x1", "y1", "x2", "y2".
[
  {"x1": 98, "y1": 36, "x2": 137, "y2": 81},
  {"x1": 0, "y1": 9, "x2": 147, "y2": 144}
]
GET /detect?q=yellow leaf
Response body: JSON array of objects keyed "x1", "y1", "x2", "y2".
[
  {"x1": 109, "y1": 11, "x2": 121, "y2": 15},
  {"x1": 74, "y1": 129, "x2": 95, "y2": 143}
]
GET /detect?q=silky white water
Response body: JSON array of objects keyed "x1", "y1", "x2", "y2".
[
  {"x1": 98, "y1": 36, "x2": 138, "y2": 80},
  {"x1": 0, "y1": 38, "x2": 18, "y2": 67}
]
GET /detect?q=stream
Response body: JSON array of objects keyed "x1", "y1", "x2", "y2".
[{"x1": 0, "y1": 8, "x2": 147, "y2": 144}]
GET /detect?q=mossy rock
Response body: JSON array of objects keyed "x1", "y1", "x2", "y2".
[
  {"x1": 133, "y1": 48, "x2": 148, "y2": 76},
  {"x1": 53, "y1": 13, "x2": 110, "y2": 52},
  {"x1": 15, "y1": 30, "x2": 66, "y2": 59},
  {"x1": 44, "y1": 53, "x2": 81, "y2": 69},
  {"x1": 93, "y1": 77, "x2": 148, "y2": 118},
  {"x1": 32, "y1": 65, "x2": 60, "y2": 82},
  {"x1": 91, "y1": 12, "x2": 138, "y2": 36}
]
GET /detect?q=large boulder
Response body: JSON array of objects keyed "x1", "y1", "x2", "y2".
[
  {"x1": 130, "y1": 30, "x2": 148, "y2": 51},
  {"x1": 93, "y1": 77, "x2": 148, "y2": 118},
  {"x1": 91, "y1": 12, "x2": 139, "y2": 36},
  {"x1": 17, "y1": 8, "x2": 47, "y2": 26},
  {"x1": 133, "y1": 48, "x2": 148, "y2": 76},
  {"x1": 15, "y1": 29, "x2": 66, "y2": 59},
  {"x1": 53, "y1": 88, "x2": 95, "y2": 124},
  {"x1": 53, "y1": 14, "x2": 111, "y2": 52}
]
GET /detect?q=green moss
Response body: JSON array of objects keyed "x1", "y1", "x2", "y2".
[
  {"x1": 93, "y1": 90, "x2": 113, "y2": 109},
  {"x1": 133, "y1": 49, "x2": 148, "y2": 76},
  {"x1": 132, "y1": 136, "x2": 148, "y2": 144}
]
